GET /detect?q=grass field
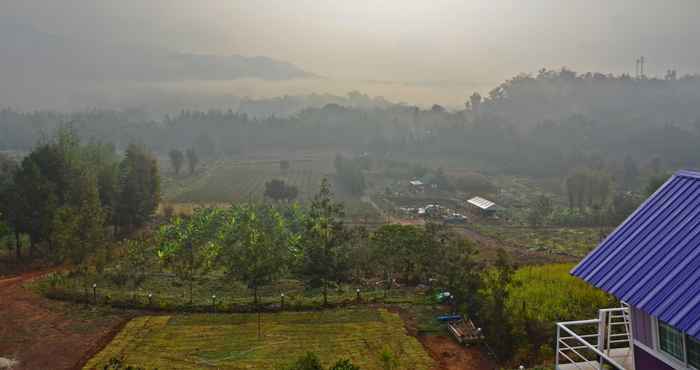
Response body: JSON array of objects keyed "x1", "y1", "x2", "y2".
[
  {"x1": 472, "y1": 224, "x2": 607, "y2": 257},
  {"x1": 165, "y1": 159, "x2": 328, "y2": 203},
  {"x1": 161, "y1": 158, "x2": 381, "y2": 221},
  {"x1": 84, "y1": 308, "x2": 433, "y2": 370}
]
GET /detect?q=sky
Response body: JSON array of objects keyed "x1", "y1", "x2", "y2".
[{"x1": 3, "y1": 0, "x2": 700, "y2": 108}]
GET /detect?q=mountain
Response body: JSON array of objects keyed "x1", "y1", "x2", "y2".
[{"x1": 0, "y1": 22, "x2": 313, "y2": 83}]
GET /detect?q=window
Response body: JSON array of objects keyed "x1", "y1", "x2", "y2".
[
  {"x1": 688, "y1": 334, "x2": 700, "y2": 369},
  {"x1": 658, "y1": 320, "x2": 684, "y2": 361}
]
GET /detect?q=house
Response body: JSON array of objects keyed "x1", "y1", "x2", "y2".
[
  {"x1": 556, "y1": 170, "x2": 700, "y2": 370},
  {"x1": 409, "y1": 179, "x2": 425, "y2": 192},
  {"x1": 466, "y1": 196, "x2": 501, "y2": 216}
]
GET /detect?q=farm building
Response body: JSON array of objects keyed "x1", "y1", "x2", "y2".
[
  {"x1": 466, "y1": 196, "x2": 501, "y2": 216},
  {"x1": 409, "y1": 174, "x2": 442, "y2": 192},
  {"x1": 556, "y1": 170, "x2": 700, "y2": 370},
  {"x1": 409, "y1": 179, "x2": 425, "y2": 191}
]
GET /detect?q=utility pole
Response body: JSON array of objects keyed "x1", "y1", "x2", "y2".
[
  {"x1": 635, "y1": 58, "x2": 640, "y2": 79},
  {"x1": 640, "y1": 56, "x2": 645, "y2": 78}
]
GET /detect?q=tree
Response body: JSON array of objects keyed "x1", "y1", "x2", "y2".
[
  {"x1": 13, "y1": 147, "x2": 60, "y2": 256},
  {"x1": 186, "y1": 148, "x2": 199, "y2": 175},
  {"x1": 469, "y1": 92, "x2": 482, "y2": 116},
  {"x1": 1, "y1": 127, "x2": 114, "y2": 259},
  {"x1": 347, "y1": 226, "x2": 372, "y2": 282},
  {"x1": 565, "y1": 168, "x2": 612, "y2": 209},
  {"x1": 169, "y1": 149, "x2": 184, "y2": 175},
  {"x1": 219, "y1": 204, "x2": 294, "y2": 305},
  {"x1": 51, "y1": 170, "x2": 105, "y2": 268},
  {"x1": 157, "y1": 208, "x2": 223, "y2": 304},
  {"x1": 527, "y1": 195, "x2": 553, "y2": 227},
  {"x1": 0, "y1": 163, "x2": 24, "y2": 259},
  {"x1": 264, "y1": 179, "x2": 299, "y2": 202},
  {"x1": 0, "y1": 216, "x2": 8, "y2": 255},
  {"x1": 434, "y1": 238, "x2": 482, "y2": 316},
  {"x1": 298, "y1": 178, "x2": 350, "y2": 305},
  {"x1": 116, "y1": 144, "x2": 160, "y2": 233},
  {"x1": 334, "y1": 155, "x2": 366, "y2": 195},
  {"x1": 623, "y1": 155, "x2": 639, "y2": 189},
  {"x1": 114, "y1": 237, "x2": 153, "y2": 291},
  {"x1": 480, "y1": 249, "x2": 515, "y2": 360},
  {"x1": 371, "y1": 224, "x2": 424, "y2": 296},
  {"x1": 646, "y1": 173, "x2": 670, "y2": 196}
]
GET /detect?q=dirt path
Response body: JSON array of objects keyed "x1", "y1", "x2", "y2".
[
  {"x1": 0, "y1": 270, "x2": 130, "y2": 370},
  {"x1": 387, "y1": 306, "x2": 496, "y2": 370},
  {"x1": 419, "y1": 336, "x2": 495, "y2": 370}
]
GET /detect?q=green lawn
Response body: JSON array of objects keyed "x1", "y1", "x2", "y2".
[{"x1": 84, "y1": 308, "x2": 433, "y2": 370}]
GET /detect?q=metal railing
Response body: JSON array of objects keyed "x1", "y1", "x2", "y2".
[{"x1": 555, "y1": 306, "x2": 632, "y2": 370}]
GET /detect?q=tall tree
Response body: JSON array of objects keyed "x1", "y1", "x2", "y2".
[
  {"x1": 169, "y1": 149, "x2": 184, "y2": 175},
  {"x1": 50, "y1": 170, "x2": 105, "y2": 268},
  {"x1": 623, "y1": 155, "x2": 639, "y2": 189},
  {"x1": 0, "y1": 156, "x2": 22, "y2": 259},
  {"x1": 83, "y1": 142, "x2": 119, "y2": 233},
  {"x1": 298, "y1": 178, "x2": 350, "y2": 305},
  {"x1": 116, "y1": 144, "x2": 161, "y2": 233},
  {"x1": 186, "y1": 148, "x2": 199, "y2": 175},
  {"x1": 434, "y1": 238, "x2": 482, "y2": 316}
]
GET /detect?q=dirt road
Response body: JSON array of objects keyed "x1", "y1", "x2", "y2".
[{"x1": 0, "y1": 270, "x2": 129, "y2": 370}]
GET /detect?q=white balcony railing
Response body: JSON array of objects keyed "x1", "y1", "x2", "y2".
[{"x1": 555, "y1": 305, "x2": 634, "y2": 370}]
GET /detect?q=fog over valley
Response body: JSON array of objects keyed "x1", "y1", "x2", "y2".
[{"x1": 2, "y1": 2, "x2": 700, "y2": 370}]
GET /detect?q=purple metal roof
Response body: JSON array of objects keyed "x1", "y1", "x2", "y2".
[{"x1": 572, "y1": 170, "x2": 700, "y2": 339}]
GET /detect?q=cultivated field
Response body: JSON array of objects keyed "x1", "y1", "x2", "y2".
[
  {"x1": 166, "y1": 159, "x2": 328, "y2": 203},
  {"x1": 161, "y1": 157, "x2": 380, "y2": 221},
  {"x1": 84, "y1": 308, "x2": 434, "y2": 370},
  {"x1": 471, "y1": 224, "x2": 607, "y2": 257}
]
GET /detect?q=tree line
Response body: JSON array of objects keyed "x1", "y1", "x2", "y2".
[
  {"x1": 4, "y1": 68, "x2": 700, "y2": 182},
  {"x1": 168, "y1": 148, "x2": 199, "y2": 176},
  {"x1": 0, "y1": 127, "x2": 160, "y2": 262}
]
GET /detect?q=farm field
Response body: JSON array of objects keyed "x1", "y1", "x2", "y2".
[
  {"x1": 166, "y1": 159, "x2": 328, "y2": 203},
  {"x1": 161, "y1": 158, "x2": 381, "y2": 221},
  {"x1": 84, "y1": 308, "x2": 434, "y2": 370},
  {"x1": 471, "y1": 224, "x2": 608, "y2": 257}
]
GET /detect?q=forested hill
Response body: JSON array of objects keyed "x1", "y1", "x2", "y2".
[
  {"x1": 3, "y1": 69, "x2": 700, "y2": 178},
  {"x1": 478, "y1": 68, "x2": 700, "y2": 132},
  {"x1": 0, "y1": 21, "x2": 313, "y2": 83}
]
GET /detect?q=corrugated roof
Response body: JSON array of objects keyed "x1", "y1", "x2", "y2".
[
  {"x1": 467, "y1": 196, "x2": 496, "y2": 210},
  {"x1": 572, "y1": 170, "x2": 700, "y2": 339}
]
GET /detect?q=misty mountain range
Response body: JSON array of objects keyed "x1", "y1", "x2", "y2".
[{"x1": 0, "y1": 21, "x2": 314, "y2": 83}]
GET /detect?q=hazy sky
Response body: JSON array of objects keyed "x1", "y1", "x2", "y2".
[{"x1": 3, "y1": 0, "x2": 700, "y2": 108}]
